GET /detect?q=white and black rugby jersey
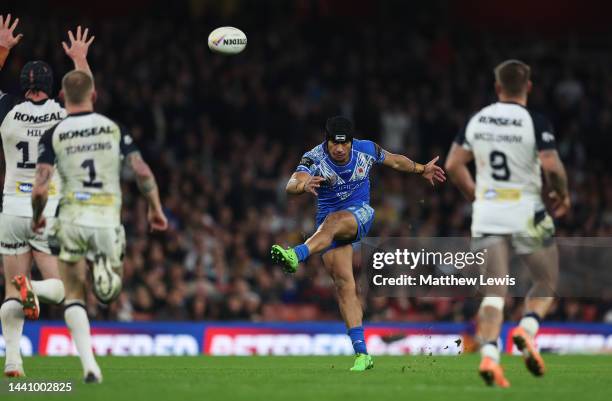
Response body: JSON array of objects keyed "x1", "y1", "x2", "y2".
[
  {"x1": 455, "y1": 101, "x2": 557, "y2": 234},
  {"x1": 0, "y1": 91, "x2": 65, "y2": 217},
  {"x1": 38, "y1": 111, "x2": 139, "y2": 228}
]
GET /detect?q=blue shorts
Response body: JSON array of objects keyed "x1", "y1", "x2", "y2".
[{"x1": 315, "y1": 203, "x2": 375, "y2": 251}]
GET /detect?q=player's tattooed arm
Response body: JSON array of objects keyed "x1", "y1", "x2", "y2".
[
  {"x1": 382, "y1": 151, "x2": 446, "y2": 186},
  {"x1": 286, "y1": 172, "x2": 324, "y2": 196},
  {"x1": 539, "y1": 149, "x2": 571, "y2": 217},
  {"x1": 31, "y1": 163, "x2": 54, "y2": 232},
  {"x1": 126, "y1": 152, "x2": 168, "y2": 231},
  {"x1": 0, "y1": 14, "x2": 23, "y2": 70},
  {"x1": 445, "y1": 143, "x2": 476, "y2": 201},
  {"x1": 127, "y1": 152, "x2": 158, "y2": 195},
  {"x1": 62, "y1": 26, "x2": 95, "y2": 78}
]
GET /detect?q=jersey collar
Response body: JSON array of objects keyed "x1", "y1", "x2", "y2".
[
  {"x1": 497, "y1": 100, "x2": 527, "y2": 109},
  {"x1": 27, "y1": 98, "x2": 49, "y2": 106},
  {"x1": 68, "y1": 111, "x2": 94, "y2": 117}
]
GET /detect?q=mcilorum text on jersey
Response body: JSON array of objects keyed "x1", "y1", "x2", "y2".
[{"x1": 455, "y1": 101, "x2": 557, "y2": 234}]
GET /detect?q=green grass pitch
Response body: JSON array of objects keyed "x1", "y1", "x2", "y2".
[{"x1": 3, "y1": 355, "x2": 612, "y2": 401}]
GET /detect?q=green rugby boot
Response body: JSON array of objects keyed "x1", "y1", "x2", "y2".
[
  {"x1": 350, "y1": 353, "x2": 374, "y2": 372},
  {"x1": 270, "y1": 245, "x2": 299, "y2": 273}
]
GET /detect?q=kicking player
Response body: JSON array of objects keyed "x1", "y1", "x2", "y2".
[
  {"x1": 271, "y1": 116, "x2": 445, "y2": 371},
  {"x1": 445, "y1": 60, "x2": 570, "y2": 387},
  {"x1": 31, "y1": 70, "x2": 168, "y2": 383},
  {"x1": 0, "y1": 15, "x2": 94, "y2": 377}
]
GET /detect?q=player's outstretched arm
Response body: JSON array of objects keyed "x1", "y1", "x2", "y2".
[
  {"x1": 62, "y1": 25, "x2": 95, "y2": 77},
  {"x1": 444, "y1": 143, "x2": 476, "y2": 201},
  {"x1": 31, "y1": 163, "x2": 54, "y2": 233},
  {"x1": 286, "y1": 171, "x2": 325, "y2": 196},
  {"x1": 539, "y1": 149, "x2": 570, "y2": 217},
  {"x1": 126, "y1": 152, "x2": 168, "y2": 231},
  {"x1": 382, "y1": 151, "x2": 446, "y2": 186},
  {"x1": 0, "y1": 14, "x2": 23, "y2": 71}
]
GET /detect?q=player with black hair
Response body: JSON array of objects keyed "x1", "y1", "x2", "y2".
[{"x1": 271, "y1": 116, "x2": 445, "y2": 371}]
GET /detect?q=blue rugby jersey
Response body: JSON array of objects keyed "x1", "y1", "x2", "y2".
[{"x1": 295, "y1": 138, "x2": 385, "y2": 218}]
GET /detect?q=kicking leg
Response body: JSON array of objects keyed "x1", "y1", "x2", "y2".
[
  {"x1": 1, "y1": 253, "x2": 32, "y2": 376},
  {"x1": 305, "y1": 211, "x2": 358, "y2": 255},
  {"x1": 60, "y1": 258, "x2": 102, "y2": 383},
  {"x1": 271, "y1": 211, "x2": 358, "y2": 272},
  {"x1": 322, "y1": 245, "x2": 372, "y2": 372}
]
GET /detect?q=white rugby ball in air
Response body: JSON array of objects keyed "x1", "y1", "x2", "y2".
[{"x1": 208, "y1": 27, "x2": 247, "y2": 55}]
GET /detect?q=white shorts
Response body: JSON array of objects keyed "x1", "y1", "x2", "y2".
[
  {"x1": 51, "y1": 220, "x2": 126, "y2": 267},
  {"x1": 0, "y1": 214, "x2": 56, "y2": 255},
  {"x1": 473, "y1": 210, "x2": 555, "y2": 255}
]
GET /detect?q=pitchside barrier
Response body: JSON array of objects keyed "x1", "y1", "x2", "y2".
[{"x1": 1, "y1": 321, "x2": 611, "y2": 356}]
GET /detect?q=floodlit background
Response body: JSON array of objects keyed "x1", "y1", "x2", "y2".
[{"x1": 1, "y1": 0, "x2": 611, "y2": 356}]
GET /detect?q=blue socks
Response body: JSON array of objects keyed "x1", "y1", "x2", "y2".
[
  {"x1": 293, "y1": 244, "x2": 310, "y2": 262},
  {"x1": 348, "y1": 326, "x2": 368, "y2": 355}
]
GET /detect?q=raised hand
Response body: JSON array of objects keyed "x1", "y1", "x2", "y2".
[
  {"x1": 422, "y1": 156, "x2": 447, "y2": 186},
  {"x1": 0, "y1": 14, "x2": 23, "y2": 49},
  {"x1": 62, "y1": 25, "x2": 94, "y2": 61}
]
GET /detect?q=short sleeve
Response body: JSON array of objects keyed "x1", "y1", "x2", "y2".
[
  {"x1": 296, "y1": 155, "x2": 316, "y2": 174},
  {"x1": 296, "y1": 144, "x2": 325, "y2": 174},
  {"x1": 366, "y1": 140, "x2": 386, "y2": 164},
  {"x1": 119, "y1": 124, "x2": 139, "y2": 157},
  {"x1": 455, "y1": 118, "x2": 472, "y2": 150},
  {"x1": 37, "y1": 126, "x2": 57, "y2": 165},
  {"x1": 372, "y1": 142, "x2": 385, "y2": 164},
  {"x1": 455, "y1": 111, "x2": 483, "y2": 151},
  {"x1": 530, "y1": 112, "x2": 556, "y2": 151},
  {"x1": 356, "y1": 139, "x2": 386, "y2": 164}
]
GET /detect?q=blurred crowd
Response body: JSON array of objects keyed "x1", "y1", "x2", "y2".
[{"x1": 1, "y1": 2, "x2": 612, "y2": 323}]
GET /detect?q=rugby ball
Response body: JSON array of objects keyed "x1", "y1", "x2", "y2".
[{"x1": 208, "y1": 27, "x2": 247, "y2": 55}]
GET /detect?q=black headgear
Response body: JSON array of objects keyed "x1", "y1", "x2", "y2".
[
  {"x1": 325, "y1": 116, "x2": 353, "y2": 143},
  {"x1": 20, "y1": 61, "x2": 54, "y2": 96}
]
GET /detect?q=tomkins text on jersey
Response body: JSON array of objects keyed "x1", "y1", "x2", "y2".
[
  {"x1": 37, "y1": 111, "x2": 138, "y2": 228},
  {"x1": 37, "y1": 111, "x2": 137, "y2": 265}
]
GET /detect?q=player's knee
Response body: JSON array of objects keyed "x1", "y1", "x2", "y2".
[
  {"x1": 333, "y1": 274, "x2": 356, "y2": 293},
  {"x1": 533, "y1": 270, "x2": 559, "y2": 288}
]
